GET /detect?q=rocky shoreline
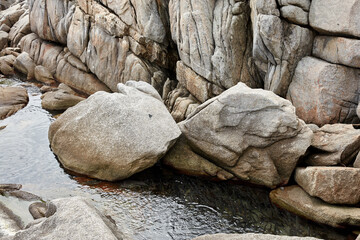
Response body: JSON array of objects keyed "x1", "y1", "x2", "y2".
[{"x1": 1, "y1": 0, "x2": 360, "y2": 239}]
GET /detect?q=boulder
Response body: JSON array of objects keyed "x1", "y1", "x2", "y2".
[
  {"x1": 41, "y1": 89, "x2": 85, "y2": 111},
  {"x1": 13, "y1": 52, "x2": 35, "y2": 80},
  {"x1": 10, "y1": 197, "x2": 123, "y2": 240},
  {"x1": 49, "y1": 81, "x2": 181, "y2": 181},
  {"x1": 0, "y1": 54, "x2": 15, "y2": 75},
  {"x1": 309, "y1": 0, "x2": 360, "y2": 38},
  {"x1": 0, "y1": 24, "x2": 10, "y2": 32},
  {"x1": 305, "y1": 124, "x2": 360, "y2": 166},
  {"x1": 34, "y1": 65, "x2": 56, "y2": 85},
  {"x1": 270, "y1": 185, "x2": 360, "y2": 228},
  {"x1": 287, "y1": 57, "x2": 360, "y2": 126},
  {"x1": 313, "y1": 36, "x2": 360, "y2": 69},
  {"x1": 295, "y1": 167, "x2": 360, "y2": 205},
  {"x1": 280, "y1": 5, "x2": 308, "y2": 25},
  {"x1": 354, "y1": 153, "x2": 360, "y2": 168},
  {"x1": 192, "y1": 233, "x2": 319, "y2": 240},
  {"x1": 0, "y1": 86, "x2": 28, "y2": 120},
  {"x1": 179, "y1": 82, "x2": 312, "y2": 188},
  {"x1": 162, "y1": 135, "x2": 235, "y2": 181},
  {"x1": 0, "y1": 30, "x2": 8, "y2": 50},
  {"x1": 278, "y1": 0, "x2": 311, "y2": 11}
]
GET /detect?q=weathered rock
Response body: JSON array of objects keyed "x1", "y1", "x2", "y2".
[
  {"x1": 192, "y1": 233, "x2": 319, "y2": 240},
  {"x1": 170, "y1": 0, "x2": 261, "y2": 91},
  {"x1": 28, "y1": 202, "x2": 47, "y2": 220},
  {"x1": 179, "y1": 82, "x2": 312, "y2": 188},
  {"x1": 0, "y1": 30, "x2": 8, "y2": 50},
  {"x1": 0, "y1": 201, "x2": 22, "y2": 237},
  {"x1": 10, "y1": 197, "x2": 123, "y2": 240},
  {"x1": 270, "y1": 185, "x2": 360, "y2": 228},
  {"x1": 280, "y1": 5, "x2": 308, "y2": 25},
  {"x1": 309, "y1": 0, "x2": 360, "y2": 38},
  {"x1": 49, "y1": 81, "x2": 181, "y2": 181},
  {"x1": 0, "y1": 54, "x2": 15, "y2": 75},
  {"x1": 278, "y1": 0, "x2": 311, "y2": 11},
  {"x1": 0, "y1": 3, "x2": 25, "y2": 29},
  {"x1": 0, "y1": 24, "x2": 10, "y2": 32},
  {"x1": 313, "y1": 36, "x2": 360, "y2": 69},
  {"x1": 41, "y1": 89, "x2": 85, "y2": 111},
  {"x1": 13, "y1": 52, "x2": 35, "y2": 80},
  {"x1": 0, "y1": 47, "x2": 20, "y2": 57},
  {"x1": 162, "y1": 135, "x2": 235, "y2": 181},
  {"x1": 39, "y1": 85, "x2": 56, "y2": 93},
  {"x1": 0, "y1": 86, "x2": 28, "y2": 120},
  {"x1": 295, "y1": 167, "x2": 360, "y2": 205},
  {"x1": 34, "y1": 65, "x2": 55, "y2": 85},
  {"x1": 354, "y1": 153, "x2": 360, "y2": 168},
  {"x1": 0, "y1": 184, "x2": 21, "y2": 191},
  {"x1": 287, "y1": 57, "x2": 360, "y2": 126},
  {"x1": 251, "y1": 3, "x2": 314, "y2": 97},
  {"x1": 8, "y1": 11, "x2": 31, "y2": 47},
  {"x1": 305, "y1": 124, "x2": 360, "y2": 166}
]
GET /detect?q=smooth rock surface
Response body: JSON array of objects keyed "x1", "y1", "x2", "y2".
[
  {"x1": 34, "y1": 65, "x2": 55, "y2": 85},
  {"x1": 280, "y1": 5, "x2": 308, "y2": 25},
  {"x1": 41, "y1": 89, "x2": 85, "y2": 111},
  {"x1": 270, "y1": 185, "x2": 360, "y2": 228},
  {"x1": 312, "y1": 36, "x2": 360, "y2": 69},
  {"x1": 0, "y1": 85, "x2": 28, "y2": 120},
  {"x1": 13, "y1": 52, "x2": 35, "y2": 80},
  {"x1": 295, "y1": 167, "x2": 360, "y2": 205},
  {"x1": 9, "y1": 197, "x2": 123, "y2": 240},
  {"x1": 49, "y1": 81, "x2": 181, "y2": 181},
  {"x1": 305, "y1": 124, "x2": 360, "y2": 166},
  {"x1": 0, "y1": 54, "x2": 15, "y2": 75},
  {"x1": 309, "y1": 0, "x2": 360, "y2": 38},
  {"x1": 287, "y1": 57, "x2": 360, "y2": 126},
  {"x1": 193, "y1": 233, "x2": 320, "y2": 240},
  {"x1": 180, "y1": 82, "x2": 312, "y2": 188}
]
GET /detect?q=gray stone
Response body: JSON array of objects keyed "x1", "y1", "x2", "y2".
[
  {"x1": 179, "y1": 82, "x2": 312, "y2": 188},
  {"x1": 13, "y1": 52, "x2": 35, "y2": 80},
  {"x1": 280, "y1": 5, "x2": 308, "y2": 25},
  {"x1": 305, "y1": 124, "x2": 360, "y2": 166},
  {"x1": 278, "y1": 0, "x2": 311, "y2": 11},
  {"x1": 295, "y1": 167, "x2": 360, "y2": 205},
  {"x1": 10, "y1": 197, "x2": 123, "y2": 240},
  {"x1": 49, "y1": 81, "x2": 181, "y2": 181},
  {"x1": 313, "y1": 36, "x2": 360, "y2": 69},
  {"x1": 287, "y1": 57, "x2": 360, "y2": 126},
  {"x1": 34, "y1": 65, "x2": 55, "y2": 85},
  {"x1": 270, "y1": 185, "x2": 360, "y2": 228},
  {"x1": 0, "y1": 30, "x2": 8, "y2": 50},
  {"x1": 309, "y1": 0, "x2": 360, "y2": 38}
]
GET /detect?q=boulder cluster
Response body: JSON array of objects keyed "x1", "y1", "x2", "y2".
[{"x1": 0, "y1": 0, "x2": 360, "y2": 236}]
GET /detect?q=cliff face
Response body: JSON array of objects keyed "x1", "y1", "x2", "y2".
[{"x1": 0, "y1": 0, "x2": 360, "y2": 125}]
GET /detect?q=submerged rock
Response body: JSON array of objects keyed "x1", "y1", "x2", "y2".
[
  {"x1": 179, "y1": 82, "x2": 312, "y2": 188},
  {"x1": 295, "y1": 167, "x2": 360, "y2": 205},
  {"x1": 49, "y1": 81, "x2": 181, "y2": 181},
  {"x1": 270, "y1": 185, "x2": 360, "y2": 228},
  {"x1": 0, "y1": 85, "x2": 28, "y2": 120}
]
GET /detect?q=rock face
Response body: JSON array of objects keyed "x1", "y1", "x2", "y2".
[
  {"x1": 305, "y1": 124, "x2": 360, "y2": 166},
  {"x1": 192, "y1": 233, "x2": 320, "y2": 240},
  {"x1": 295, "y1": 167, "x2": 360, "y2": 205},
  {"x1": 0, "y1": 86, "x2": 28, "y2": 120},
  {"x1": 313, "y1": 36, "x2": 360, "y2": 69},
  {"x1": 34, "y1": 65, "x2": 55, "y2": 85},
  {"x1": 270, "y1": 185, "x2": 360, "y2": 228},
  {"x1": 13, "y1": 52, "x2": 35, "y2": 80},
  {"x1": 49, "y1": 81, "x2": 181, "y2": 181},
  {"x1": 309, "y1": 0, "x2": 360, "y2": 38},
  {"x1": 251, "y1": 0, "x2": 314, "y2": 97},
  {"x1": 287, "y1": 57, "x2": 360, "y2": 126},
  {"x1": 9, "y1": 197, "x2": 123, "y2": 240},
  {"x1": 179, "y1": 82, "x2": 312, "y2": 188}
]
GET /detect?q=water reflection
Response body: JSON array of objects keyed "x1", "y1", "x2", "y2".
[{"x1": 0, "y1": 77, "x2": 352, "y2": 240}]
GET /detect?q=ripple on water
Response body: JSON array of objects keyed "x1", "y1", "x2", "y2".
[{"x1": 0, "y1": 78, "x2": 354, "y2": 240}]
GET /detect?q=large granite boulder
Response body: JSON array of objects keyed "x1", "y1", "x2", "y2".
[
  {"x1": 179, "y1": 82, "x2": 312, "y2": 188},
  {"x1": 8, "y1": 197, "x2": 123, "y2": 240},
  {"x1": 305, "y1": 124, "x2": 360, "y2": 166},
  {"x1": 270, "y1": 185, "x2": 360, "y2": 228},
  {"x1": 49, "y1": 81, "x2": 181, "y2": 181},
  {"x1": 295, "y1": 167, "x2": 360, "y2": 205},
  {"x1": 0, "y1": 85, "x2": 28, "y2": 120},
  {"x1": 287, "y1": 57, "x2": 360, "y2": 126},
  {"x1": 309, "y1": 0, "x2": 360, "y2": 38}
]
